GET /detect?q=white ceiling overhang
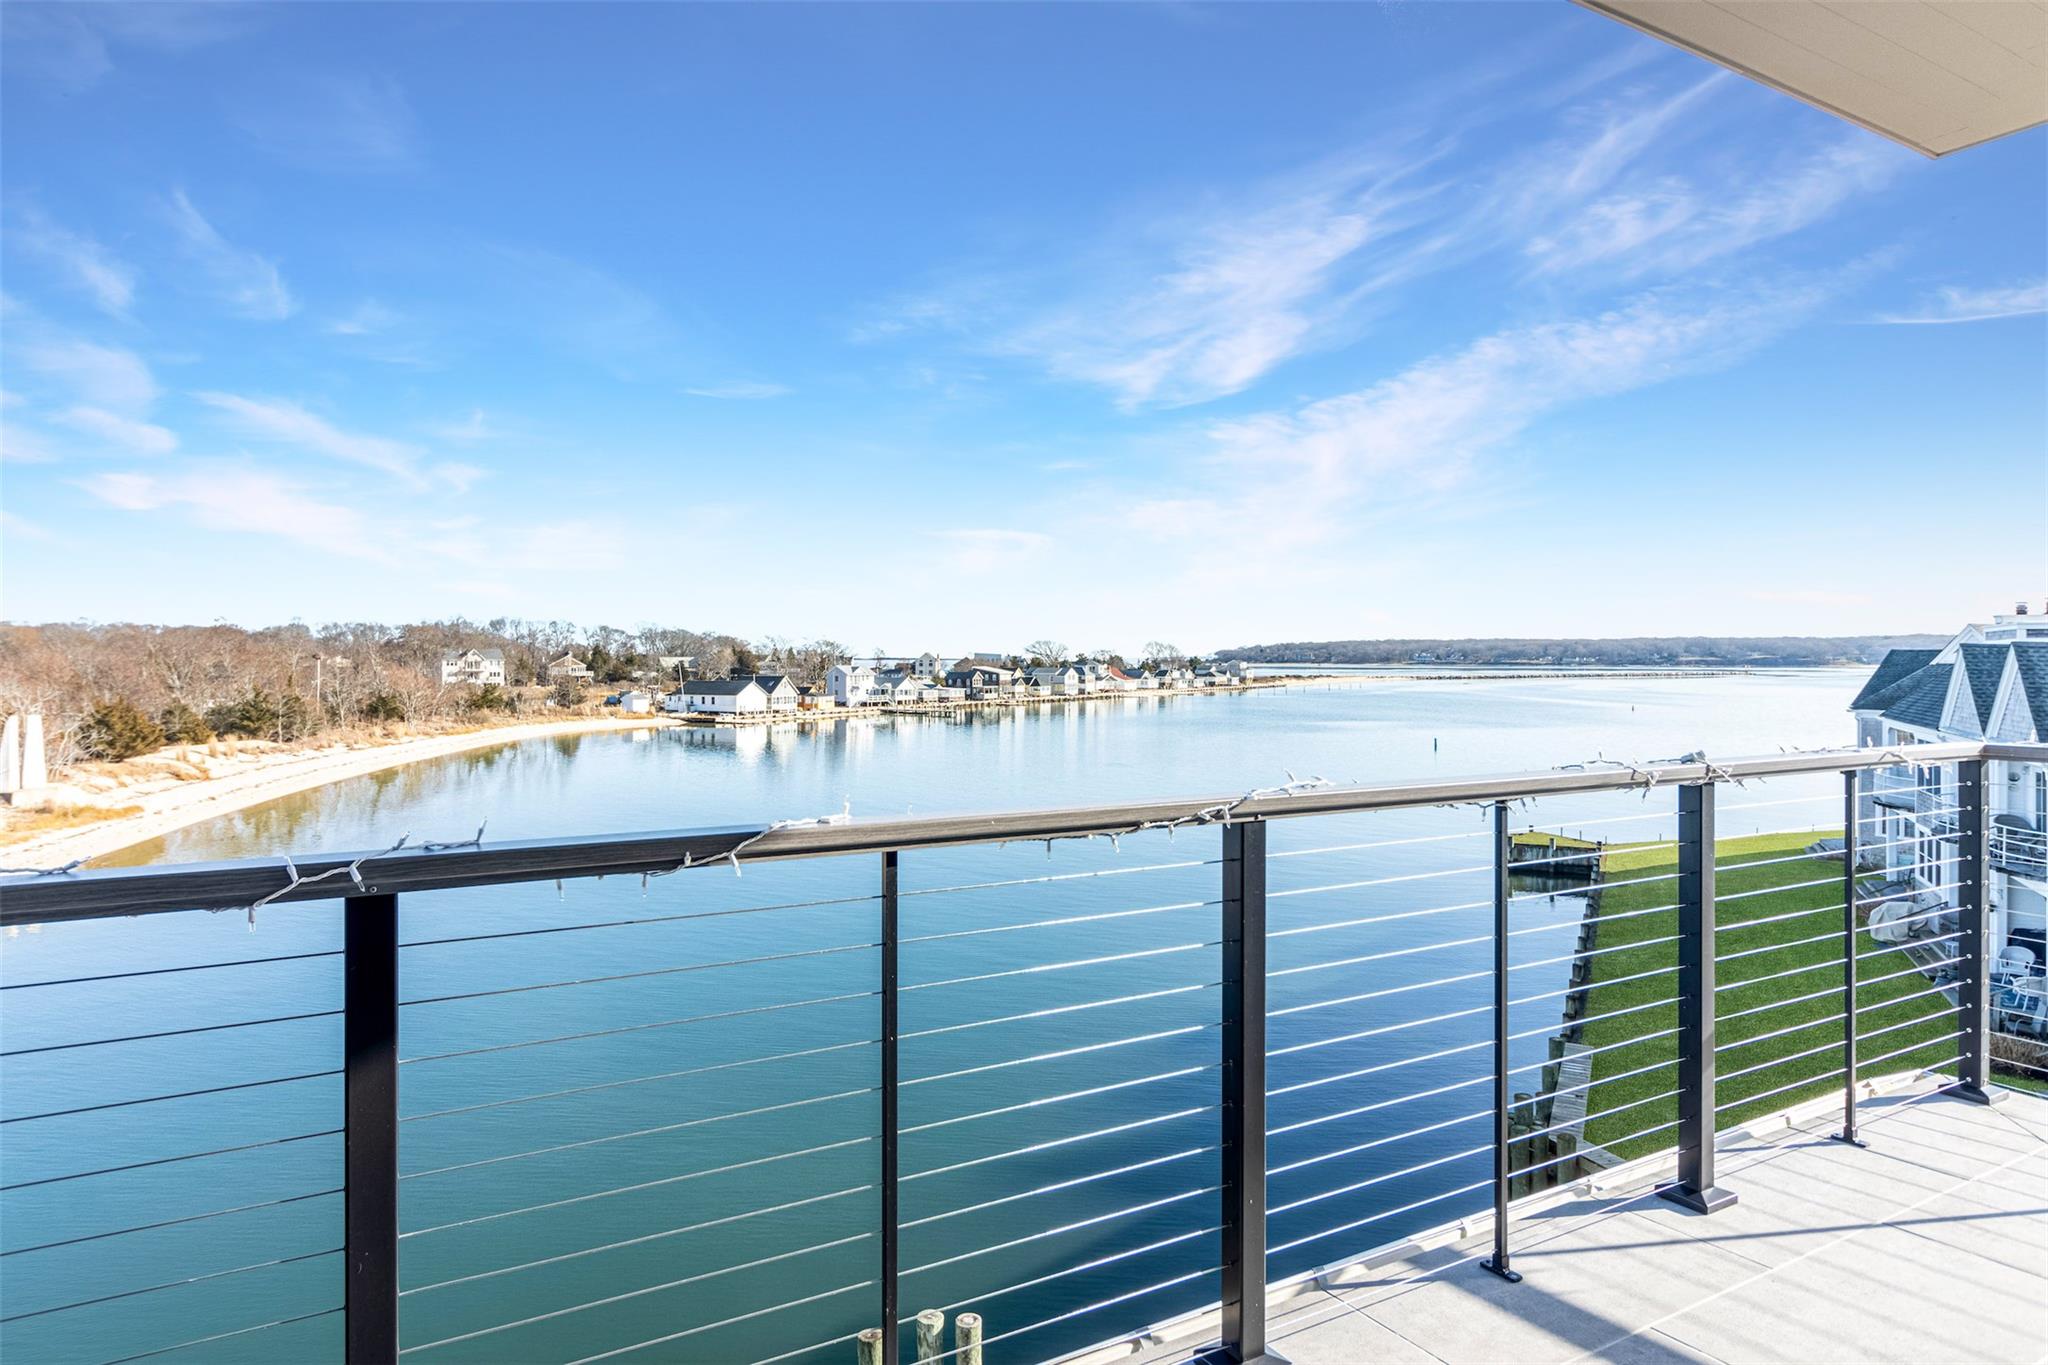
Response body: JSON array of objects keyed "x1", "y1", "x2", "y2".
[{"x1": 1576, "y1": 1, "x2": 2048, "y2": 156}]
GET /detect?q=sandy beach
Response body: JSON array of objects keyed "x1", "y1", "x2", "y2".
[{"x1": 0, "y1": 715, "x2": 684, "y2": 870}]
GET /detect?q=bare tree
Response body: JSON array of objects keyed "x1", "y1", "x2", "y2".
[{"x1": 1024, "y1": 640, "x2": 1068, "y2": 665}]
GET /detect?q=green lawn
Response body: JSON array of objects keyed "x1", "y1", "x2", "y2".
[{"x1": 1576, "y1": 830, "x2": 1959, "y2": 1161}]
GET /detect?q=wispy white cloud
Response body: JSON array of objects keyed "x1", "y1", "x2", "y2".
[
  {"x1": 11, "y1": 206, "x2": 138, "y2": 316},
  {"x1": 327, "y1": 299, "x2": 402, "y2": 335},
  {"x1": 1526, "y1": 139, "x2": 1904, "y2": 278},
  {"x1": 428, "y1": 409, "x2": 497, "y2": 442},
  {"x1": 230, "y1": 74, "x2": 422, "y2": 173},
  {"x1": 163, "y1": 189, "x2": 294, "y2": 320},
  {"x1": 1, "y1": 2, "x2": 255, "y2": 92},
  {"x1": 930, "y1": 528, "x2": 1053, "y2": 572},
  {"x1": 0, "y1": 422, "x2": 59, "y2": 464},
  {"x1": 1873, "y1": 279, "x2": 2047, "y2": 326},
  {"x1": 53, "y1": 405, "x2": 177, "y2": 456},
  {"x1": 80, "y1": 463, "x2": 391, "y2": 562},
  {"x1": 17, "y1": 338, "x2": 160, "y2": 413},
  {"x1": 194, "y1": 392, "x2": 478, "y2": 492},
  {"x1": 685, "y1": 381, "x2": 792, "y2": 400},
  {"x1": 1125, "y1": 279, "x2": 1834, "y2": 556}
]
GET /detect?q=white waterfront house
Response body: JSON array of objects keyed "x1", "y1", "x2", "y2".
[
  {"x1": 441, "y1": 648, "x2": 507, "y2": 686},
  {"x1": 617, "y1": 690, "x2": 653, "y2": 714},
  {"x1": 681, "y1": 679, "x2": 767, "y2": 715},
  {"x1": 752, "y1": 674, "x2": 802, "y2": 713},
  {"x1": 545, "y1": 653, "x2": 595, "y2": 684},
  {"x1": 874, "y1": 671, "x2": 929, "y2": 703},
  {"x1": 1853, "y1": 604, "x2": 2048, "y2": 1032},
  {"x1": 1029, "y1": 666, "x2": 1081, "y2": 695},
  {"x1": 828, "y1": 663, "x2": 879, "y2": 707}
]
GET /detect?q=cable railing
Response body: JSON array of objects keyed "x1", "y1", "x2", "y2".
[{"x1": 0, "y1": 740, "x2": 2037, "y2": 1365}]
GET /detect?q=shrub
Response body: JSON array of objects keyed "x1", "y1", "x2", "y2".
[
  {"x1": 78, "y1": 699, "x2": 166, "y2": 761},
  {"x1": 467, "y1": 684, "x2": 514, "y2": 713},
  {"x1": 361, "y1": 691, "x2": 406, "y2": 721},
  {"x1": 204, "y1": 688, "x2": 313, "y2": 741},
  {"x1": 159, "y1": 701, "x2": 214, "y2": 744},
  {"x1": 549, "y1": 679, "x2": 584, "y2": 709}
]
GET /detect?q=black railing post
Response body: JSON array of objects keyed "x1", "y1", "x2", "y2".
[
  {"x1": 1835, "y1": 771, "x2": 1867, "y2": 1146},
  {"x1": 1660, "y1": 782, "x2": 1737, "y2": 1214},
  {"x1": 1212, "y1": 820, "x2": 1285, "y2": 1364},
  {"x1": 1481, "y1": 801, "x2": 1522, "y2": 1281},
  {"x1": 880, "y1": 850, "x2": 902, "y2": 1362},
  {"x1": 344, "y1": 892, "x2": 399, "y2": 1363},
  {"x1": 1954, "y1": 759, "x2": 2001, "y2": 1105}
]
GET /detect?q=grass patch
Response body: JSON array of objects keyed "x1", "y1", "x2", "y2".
[
  {"x1": 0, "y1": 803, "x2": 144, "y2": 846},
  {"x1": 1579, "y1": 829, "x2": 1957, "y2": 1161}
]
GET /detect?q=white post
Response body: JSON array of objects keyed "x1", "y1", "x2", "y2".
[
  {"x1": 19, "y1": 714, "x2": 47, "y2": 790},
  {"x1": 1, "y1": 714, "x2": 19, "y2": 795}
]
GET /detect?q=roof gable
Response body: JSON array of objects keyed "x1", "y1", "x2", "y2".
[
  {"x1": 2013, "y1": 643, "x2": 2048, "y2": 739},
  {"x1": 1955, "y1": 644, "x2": 2006, "y2": 730},
  {"x1": 1849, "y1": 649, "x2": 1938, "y2": 710},
  {"x1": 1880, "y1": 663, "x2": 1952, "y2": 729}
]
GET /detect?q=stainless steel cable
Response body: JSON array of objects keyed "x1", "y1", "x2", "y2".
[
  {"x1": 399, "y1": 987, "x2": 877, "y2": 1065},
  {"x1": 1270, "y1": 1142, "x2": 1493, "y2": 1216},
  {"x1": 899, "y1": 898, "x2": 1216, "y2": 945},
  {"x1": 1267, "y1": 1072, "x2": 1493, "y2": 1137},
  {"x1": 901, "y1": 982, "x2": 1220, "y2": 1043},
  {"x1": 899, "y1": 857, "x2": 1219, "y2": 900},
  {"x1": 904, "y1": 1023, "x2": 1216, "y2": 1088},
  {"x1": 0, "y1": 948, "x2": 341, "y2": 991},
  {"x1": 904, "y1": 1103, "x2": 1216, "y2": 1183},
  {"x1": 900, "y1": 1183, "x2": 1222, "y2": 1280},
  {"x1": 901, "y1": 1062, "x2": 1222, "y2": 1136},
  {"x1": 399, "y1": 1136, "x2": 874, "y2": 1241},
  {"x1": 2, "y1": 1068, "x2": 341, "y2": 1125},
  {"x1": 903, "y1": 939, "x2": 1219, "y2": 993},
  {"x1": 1267, "y1": 1006, "x2": 1490, "y2": 1077},
  {"x1": 1267, "y1": 1177, "x2": 1493, "y2": 1257},
  {"x1": 401, "y1": 1040, "x2": 877, "y2": 1124},
  {"x1": 0, "y1": 1128, "x2": 341, "y2": 1193},
  {"x1": 399, "y1": 1086, "x2": 877, "y2": 1181},
  {"x1": 1, "y1": 1187, "x2": 342, "y2": 1259},
  {"x1": 561, "y1": 1280, "x2": 877, "y2": 1364},
  {"x1": 0, "y1": 1008, "x2": 342, "y2": 1058},
  {"x1": 400, "y1": 890, "x2": 883, "y2": 949},
  {"x1": 1267, "y1": 969, "x2": 1493, "y2": 1020},
  {"x1": 1, "y1": 1246, "x2": 341, "y2": 1324},
  {"x1": 903, "y1": 1146, "x2": 1215, "y2": 1231},
  {"x1": 95, "y1": 1306, "x2": 345, "y2": 1365},
  {"x1": 1270, "y1": 1105, "x2": 1494, "y2": 1177},
  {"x1": 398, "y1": 938, "x2": 879, "y2": 1008}
]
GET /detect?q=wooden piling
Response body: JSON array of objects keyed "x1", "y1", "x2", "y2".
[
  {"x1": 915, "y1": 1309, "x2": 946, "y2": 1364},
  {"x1": 856, "y1": 1327, "x2": 883, "y2": 1365},
  {"x1": 955, "y1": 1313, "x2": 983, "y2": 1365}
]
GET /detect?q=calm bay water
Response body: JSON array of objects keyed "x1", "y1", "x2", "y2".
[{"x1": 2, "y1": 672, "x2": 1864, "y2": 1365}]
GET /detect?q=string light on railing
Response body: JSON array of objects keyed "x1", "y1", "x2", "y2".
[{"x1": 245, "y1": 822, "x2": 489, "y2": 924}]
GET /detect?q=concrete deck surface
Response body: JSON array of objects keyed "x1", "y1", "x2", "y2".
[{"x1": 1263, "y1": 1086, "x2": 2047, "y2": 1365}]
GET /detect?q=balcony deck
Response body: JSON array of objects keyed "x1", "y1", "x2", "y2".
[{"x1": 1258, "y1": 1085, "x2": 2046, "y2": 1365}]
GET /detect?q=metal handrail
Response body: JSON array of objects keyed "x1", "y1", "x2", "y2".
[{"x1": 2, "y1": 740, "x2": 2026, "y2": 922}]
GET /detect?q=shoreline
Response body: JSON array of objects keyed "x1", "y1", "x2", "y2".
[{"x1": 1, "y1": 716, "x2": 684, "y2": 870}]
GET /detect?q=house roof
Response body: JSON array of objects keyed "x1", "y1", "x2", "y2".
[
  {"x1": 1848, "y1": 650, "x2": 1938, "y2": 710},
  {"x1": 1880, "y1": 663, "x2": 1953, "y2": 729},
  {"x1": 1577, "y1": 0, "x2": 2048, "y2": 159},
  {"x1": 685, "y1": 679, "x2": 762, "y2": 695},
  {"x1": 752, "y1": 674, "x2": 794, "y2": 691},
  {"x1": 442, "y1": 647, "x2": 505, "y2": 662},
  {"x1": 2013, "y1": 643, "x2": 2048, "y2": 739},
  {"x1": 1956, "y1": 643, "x2": 2007, "y2": 730}
]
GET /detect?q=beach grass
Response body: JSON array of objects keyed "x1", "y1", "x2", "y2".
[{"x1": 1576, "y1": 829, "x2": 1959, "y2": 1162}]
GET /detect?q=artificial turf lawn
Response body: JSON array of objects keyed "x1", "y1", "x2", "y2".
[{"x1": 1575, "y1": 830, "x2": 1959, "y2": 1160}]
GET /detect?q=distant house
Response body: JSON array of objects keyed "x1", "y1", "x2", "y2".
[
  {"x1": 946, "y1": 665, "x2": 1014, "y2": 698},
  {"x1": 681, "y1": 678, "x2": 766, "y2": 714},
  {"x1": 911, "y1": 652, "x2": 944, "y2": 678},
  {"x1": 874, "y1": 670, "x2": 929, "y2": 703},
  {"x1": 617, "y1": 690, "x2": 653, "y2": 714},
  {"x1": 828, "y1": 663, "x2": 879, "y2": 706},
  {"x1": 441, "y1": 648, "x2": 507, "y2": 687},
  {"x1": 1029, "y1": 666, "x2": 1081, "y2": 695},
  {"x1": 545, "y1": 653, "x2": 595, "y2": 683},
  {"x1": 752, "y1": 674, "x2": 802, "y2": 712},
  {"x1": 657, "y1": 655, "x2": 694, "y2": 682},
  {"x1": 1212, "y1": 660, "x2": 1256, "y2": 682}
]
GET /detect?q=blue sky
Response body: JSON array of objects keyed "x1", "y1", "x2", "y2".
[{"x1": 3, "y1": 2, "x2": 2043, "y2": 654}]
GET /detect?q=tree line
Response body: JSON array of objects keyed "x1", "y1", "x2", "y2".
[
  {"x1": 1213, "y1": 635, "x2": 1948, "y2": 667},
  {"x1": 0, "y1": 619, "x2": 826, "y2": 767}
]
